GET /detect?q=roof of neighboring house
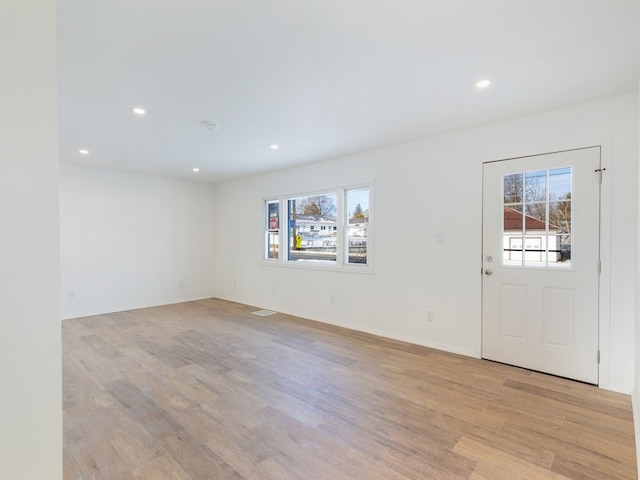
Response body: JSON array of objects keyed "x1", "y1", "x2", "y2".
[
  {"x1": 504, "y1": 207, "x2": 560, "y2": 231},
  {"x1": 295, "y1": 214, "x2": 336, "y2": 224}
]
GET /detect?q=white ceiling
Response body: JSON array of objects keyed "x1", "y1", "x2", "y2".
[{"x1": 57, "y1": 0, "x2": 640, "y2": 184}]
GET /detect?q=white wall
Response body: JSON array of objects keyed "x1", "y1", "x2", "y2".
[
  {"x1": 634, "y1": 79, "x2": 640, "y2": 475},
  {"x1": 60, "y1": 164, "x2": 216, "y2": 319},
  {"x1": 0, "y1": 1, "x2": 62, "y2": 478},
  {"x1": 215, "y1": 93, "x2": 639, "y2": 393}
]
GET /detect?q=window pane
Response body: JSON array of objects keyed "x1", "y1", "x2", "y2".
[
  {"x1": 549, "y1": 201, "x2": 571, "y2": 233},
  {"x1": 525, "y1": 170, "x2": 546, "y2": 202},
  {"x1": 522, "y1": 235, "x2": 545, "y2": 266},
  {"x1": 265, "y1": 200, "x2": 279, "y2": 259},
  {"x1": 524, "y1": 203, "x2": 546, "y2": 229},
  {"x1": 346, "y1": 188, "x2": 369, "y2": 264},
  {"x1": 288, "y1": 193, "x2": 337, "y2": 263},
  {"x1": 503, "y1": 173, "x2": 523, "y2": 204},
  {"x1": 549, "y1": 167, "x2": 572, "y2": 201},
  {"x1": 546, "y1": 234, "x2": 571, "y2": 267},
  {"x1": 267, "y1": 201, "x2": 279, "y2": 230},
  {"x1": 266, "y1": 231, "x2": 279, "y2": 259}
]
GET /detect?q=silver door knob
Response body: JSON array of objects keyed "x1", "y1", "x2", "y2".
[{"x1": 484, "y1": 269, "x2": 493, "y2": 276}]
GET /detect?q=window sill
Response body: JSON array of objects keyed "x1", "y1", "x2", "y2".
[{"x1": 261, "y1": 258, "x2": 374, "y2": 275}]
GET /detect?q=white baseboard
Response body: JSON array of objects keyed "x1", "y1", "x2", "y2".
[
  {"x1": 226, "y1": 297, "x2": 480, "y2": 359},
  {"x1": 599, "y1": 383, "x2": 633, "y2": 395},
  {"x1": 60, "y1": 295, "x2": 214, "y2": 320},
  {"x1": 633, "y1": 390, "x2": 640, "y2": 480}
]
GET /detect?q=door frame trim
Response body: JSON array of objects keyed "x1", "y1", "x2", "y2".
[{"x1": 598, "y1": 139, "x2": 613, "y2": 390}]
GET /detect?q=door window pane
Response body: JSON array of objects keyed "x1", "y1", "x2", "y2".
[
  {"x1": 549, "y1": 167, "x2": 572, "y2": 200},
  {"x1": 504, "y1": 173, "x2": 523, "y2": 204},
  {"x1": 525, "y1": 170, "x2": 546, "y2": 202},
  {"x1": 523, "y1": 236, "x2": 544, "y2": 264},
  {"x1": 549, "y1": 201, "x2": 571, "y2": 233},
  {"x1": 524, "y1": 203, "x2": 546, "y2": 226}
]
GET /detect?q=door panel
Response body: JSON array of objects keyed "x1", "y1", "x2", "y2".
[
  {"x1": 499, "y1": 284, "x2": 526, "y2": 339},
  {"x1": 482, "y1": 147, "x2": 600, "y2": 384},
  {"x1": 542, "y1": 287, "x2": 573, "y2": 348}
]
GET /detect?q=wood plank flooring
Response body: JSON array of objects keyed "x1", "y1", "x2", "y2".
[{"x1": 63, "y1": 298, "x2": 638, "y2": 479}]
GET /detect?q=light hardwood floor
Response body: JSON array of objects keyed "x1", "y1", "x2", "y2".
[{"x1": 63, "y1": 298, "x2": 637, "y2": 479}]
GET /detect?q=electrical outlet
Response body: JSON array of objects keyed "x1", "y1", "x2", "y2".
[
  {"x1": 272, "y1": 285, "x2": 277, "y2": 294},
  {"x1": 179, "y1": 280, "x2": 184, "y2": 287},
  {"x1": 330, "y1": 295, "x2": 335, "y2": 304},
  {"x1": 426, "y1": 310, "x2": 435, "y2": 322}
]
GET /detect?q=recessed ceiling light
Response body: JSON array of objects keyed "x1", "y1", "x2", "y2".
[
  {"x1": 270, "y1": 144, "x2": 279, "y2": 150},
  {"x1": 192, "y1": 167, "x2": 200, "y2": 172},
  {"x1": 476, "y1": 80, "x2": 491, "y2": 89},
  {"x1": 78, "y1": 149, "x2": 89, "y2": 155},
  {"x1": 132, "y1": 107, "x2": 146, "y2": 115}
]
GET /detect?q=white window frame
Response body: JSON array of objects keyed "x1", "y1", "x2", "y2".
[
  {"x1": 264, "y1": 198, "x2": 280, "y2": 260},
  {"x1": 262, "y1": 184, "x2": 373, "y2": 274}
]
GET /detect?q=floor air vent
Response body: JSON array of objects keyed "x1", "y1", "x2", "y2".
[{"x1": 251, "y1": 309, "x2": 276, "y2": 316}]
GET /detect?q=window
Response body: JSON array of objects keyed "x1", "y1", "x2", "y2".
[
  {"x1": 264, "y1": 199, "x2": 279, "y2": 259},
  {"x1": 263, "y1": 186, "x2": 371, "y2": 269},
  {"x1": 503, "y1": 167, "x2": 572, "y2": 268}
]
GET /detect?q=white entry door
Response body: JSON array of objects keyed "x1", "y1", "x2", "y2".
[{"x1": 482, "y1": 147, "x2": 601, "y2": 384}]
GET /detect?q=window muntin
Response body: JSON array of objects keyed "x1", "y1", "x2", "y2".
[{"x1": 503, "y1": 167, "x2": 572, "y2": 268}]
